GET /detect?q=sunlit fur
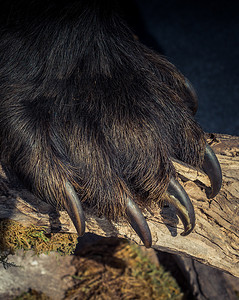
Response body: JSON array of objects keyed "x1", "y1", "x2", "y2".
[{"x1": 0, "y1": 0, "x2": 205, "y2": 220}]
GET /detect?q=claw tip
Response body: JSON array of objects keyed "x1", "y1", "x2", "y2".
[
  {"x1": 126, "y1": 198, "x2": 152, "y2": 248},
  {"x1": 203, "y1": 144, "x2": 222, "y2": 199},
  {"x1": 180, "y1": 224, "x2": 194, "y2": 236}
]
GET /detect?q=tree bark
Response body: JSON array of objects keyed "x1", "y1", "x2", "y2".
[{"x1": 0, "y1": 134, "x2": 238, "y2": 277}]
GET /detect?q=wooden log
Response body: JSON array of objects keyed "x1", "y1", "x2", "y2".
[{"x1": 0, "y1": 134, "x2": 238, "y2": 277}]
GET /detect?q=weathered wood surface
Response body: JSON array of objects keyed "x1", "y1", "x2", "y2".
[
  {"x1": 0, "y1": 134, "x2": 238, "y2": 277},
  {"x1": 174, "y1": 255, "x2": 239, "y2": 300}
]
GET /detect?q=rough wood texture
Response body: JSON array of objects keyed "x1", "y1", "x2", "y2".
[
  {"x1": 174, "y1": 255, "x2": 238, "y2": 300},
  {"x1": 0, "y1": 134, "x2": 238, "y2": 277}
]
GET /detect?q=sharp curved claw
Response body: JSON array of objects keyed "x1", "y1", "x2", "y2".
[
  {"x1": 166, "y1": 177, "x2": 195, "y2": 236},
  {"x1": 125, "y1": 198, "x2": 152, "y2": 248},
  {"x1": 202, "y1": 143, "x2": 222, "y2": 198},
  {"x1": 64, "y1": 181, "x2": 85, "y2": 236}
]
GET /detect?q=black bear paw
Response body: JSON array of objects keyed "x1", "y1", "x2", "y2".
[{"x1": 0, "y1": 0, "x2": 222, "y2": 247}]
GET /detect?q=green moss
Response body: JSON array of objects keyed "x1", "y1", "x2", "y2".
[
  {"x1": 0, "y1": 219, "x2": 78, "y2": 257},
  {"x1": 129, "y1": 243, "x2": 183, "y2": 299},
  {"x1": 0, "y1": 220, "x2": 184, "y2": 299},
  {"x1": 14, "y1": 289, "x2": 51, "y2": 300},
  {"x1": 66, "y1": 239, "x2": 184, "y2": 300}
]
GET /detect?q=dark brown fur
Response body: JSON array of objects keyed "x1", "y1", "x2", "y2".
[{"x1": 0, "y1": 0, "x2": 205, "y2": 220}]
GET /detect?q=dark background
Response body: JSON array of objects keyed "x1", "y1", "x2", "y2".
[{"x1": 130, "y1": 0, "x2": 239, "y2": 136}]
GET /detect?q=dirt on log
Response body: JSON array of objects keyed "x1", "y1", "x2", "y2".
[{"x1": 0, "y1": 134, "x2": 238, "y2": 277}]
